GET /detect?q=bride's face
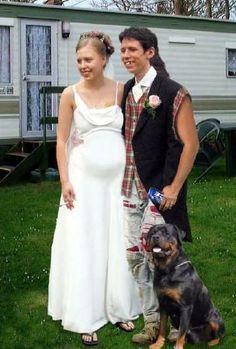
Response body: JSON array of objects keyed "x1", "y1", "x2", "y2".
[{"x1": 76, "y1": 43, "x2": 107, "y2": 81}]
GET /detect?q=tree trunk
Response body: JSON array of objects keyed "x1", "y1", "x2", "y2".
[
  {"x1": 206, "y1": 0, "x2": 212, "y2": 17},
  {"x1": 225, "y1": 0, "x2": 230, "y2": 19},
  {"x1": 173, "y1": 0, "x2": 181, "y2": 15}
]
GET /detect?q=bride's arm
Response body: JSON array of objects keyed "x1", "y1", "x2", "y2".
[
  {"x1": 56, "y1": 86, "x2": 75, "y2": 209},
  {"x1": 117, "y1": 82, "x2": 124, "y2": 107}
]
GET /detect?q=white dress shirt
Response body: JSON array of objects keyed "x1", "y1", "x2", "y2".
[{"x1": 132, "y1": 66, "x2": 157, "y2": 103}]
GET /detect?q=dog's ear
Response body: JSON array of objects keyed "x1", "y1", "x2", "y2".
[
  {"x1": 146, "y1": 226, "x2": 156, "y2": 247},
  {"x1": 173, "y1": 225, "x2": 186, "y2": 245}
]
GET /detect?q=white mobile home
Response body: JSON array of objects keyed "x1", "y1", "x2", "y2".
[{"x1": 0, "y1": 1, "x2": 236, "y2": 143}]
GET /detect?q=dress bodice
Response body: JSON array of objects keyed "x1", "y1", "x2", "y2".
[{"x1": 71, "y1": 84, "x2": 124, "y2": 143}]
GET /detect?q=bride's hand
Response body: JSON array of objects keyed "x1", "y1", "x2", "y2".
[{"x1": 62, "y1": 181, "x2": 75, "y2": 209}]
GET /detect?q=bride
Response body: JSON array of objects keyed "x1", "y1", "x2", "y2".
[{"x1": 48, "y1": 31, "x2": 141, "y2": 346}]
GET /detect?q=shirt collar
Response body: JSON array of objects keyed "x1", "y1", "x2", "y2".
[{"x1": 135, "y1": 66, "x2": 157, "y2": 88}]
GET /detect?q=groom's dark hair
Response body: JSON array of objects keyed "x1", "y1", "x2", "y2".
[
  {"x1": 119, "y1": 27, "x2": 169, "y2": 78},
  {"x1": 119, "y1": 27, "x2": 158, "y2": 52}
]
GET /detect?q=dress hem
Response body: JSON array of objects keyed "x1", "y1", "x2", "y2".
[{"x1": 48, "y1": 312, "x2": 140, "y2": 333}]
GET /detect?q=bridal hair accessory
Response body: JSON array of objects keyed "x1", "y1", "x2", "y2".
[
  {"x1": 79, "y1": 31, "x2": 114, "y2": 56},
  {"x1": 79, "y1": 31, "x2": 105, "y2": 42}
]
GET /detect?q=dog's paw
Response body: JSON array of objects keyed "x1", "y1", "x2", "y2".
[
  {"x1": 149, "y1": 337, "x2": 165, "y2": 349},
  {"x1": 208, "y1": 338, "x2": 220, "y2": 347}
]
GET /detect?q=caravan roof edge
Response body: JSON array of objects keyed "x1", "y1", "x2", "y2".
[{"x1": 0, "y1": 2, "x2": 236, "y2": 33}]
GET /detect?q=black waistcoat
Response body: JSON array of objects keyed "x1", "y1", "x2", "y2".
[{"x1": 122, "y1": 75, "x2": 192, "y2": 241}]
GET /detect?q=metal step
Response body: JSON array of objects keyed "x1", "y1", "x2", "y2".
[
  {"x1": 0, "y1": 142, "x2": 44, "y2": 185},
  {"x1": 7, "y1": 152, "x2": 30, "y2": 157},
  {"x1": 0, "y1": 165, "x2": 15, "y2": 172},
  {"x1": 23, "y1": 140, "x2": 43, "y2": 143}
]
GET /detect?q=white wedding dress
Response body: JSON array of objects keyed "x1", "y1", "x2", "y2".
[{"x1": 48, "y1": 84, "x2": 141, "y2": 333}]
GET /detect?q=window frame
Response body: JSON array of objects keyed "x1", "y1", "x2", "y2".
[{"x1": 226, "y1": 47, "x2": 236, "y2": 78}]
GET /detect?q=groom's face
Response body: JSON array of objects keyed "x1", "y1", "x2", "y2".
[{"x1": 120, "y1": 38, "x2": 154, "y2": 79}]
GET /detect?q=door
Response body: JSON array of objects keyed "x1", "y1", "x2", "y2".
[{"x1": 21, "y1": 20, "x2": 58, "y2": 138}]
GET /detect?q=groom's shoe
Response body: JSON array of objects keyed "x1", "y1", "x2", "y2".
[
  {"x1": 167, "y1": 326, "x2": 179, "y2": 342},
  {"x1": 132, "y1": 321, "x2": 159, "y2": 344}
]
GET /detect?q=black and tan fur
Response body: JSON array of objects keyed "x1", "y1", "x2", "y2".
[{"x1": 146, "y1": 224, "x2": 225, "y2": 349}]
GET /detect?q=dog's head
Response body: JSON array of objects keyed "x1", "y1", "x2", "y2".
[{"x1": 146, "y1": 224, "x2": 186, "y2": 267}]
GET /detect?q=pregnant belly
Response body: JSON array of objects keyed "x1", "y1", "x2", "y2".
[{"x1": 70, "y1": 129, "x2": 125, "y2": 176}]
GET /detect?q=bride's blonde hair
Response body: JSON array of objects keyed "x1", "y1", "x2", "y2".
[{"x1": 76, "y1": 31, "x2": 115, "y2": 59}]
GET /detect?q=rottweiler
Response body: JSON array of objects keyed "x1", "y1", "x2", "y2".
[{"x1": 146, "y1": 223, "x2": 225, "y2": 349}]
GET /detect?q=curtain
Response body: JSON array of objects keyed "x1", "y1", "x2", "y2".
[
  {"x1": 27, "y1": 81, "x2": 51, "y2": 131},
  {"x1": 25, "y1": 25, "x2": 52, "y2": 131},
  {"x1": 26, "y1": 25, "x2": 51, "y2": 75},
  {"x1": 0, "y1": 26, "x2": 10, "y2": 83}
]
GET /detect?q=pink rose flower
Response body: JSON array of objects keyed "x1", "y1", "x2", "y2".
[
  {"x1": 143, "y1": 94, "x2": 162, "y2": 118},
  {"x1": 148, "y1": 95, "x2": 161, "y2": 109}
]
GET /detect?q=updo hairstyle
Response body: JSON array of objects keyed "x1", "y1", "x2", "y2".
[{"x1": 76, "y1": 31, "x2": 115, "y2": 59}]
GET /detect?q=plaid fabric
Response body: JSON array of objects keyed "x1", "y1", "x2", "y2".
[
  {"x1": 173, "y1": 87, "x2": 189, "y2": 120},
  {"x1": 172, "y1": 87, "x2": 189, "y2": 138},
  {"x1": 140, "y1": 204, "x2": 163, "y2": 252},
  {"x1": 122, "y1": 90, "x2": 148, "y2": 200}
]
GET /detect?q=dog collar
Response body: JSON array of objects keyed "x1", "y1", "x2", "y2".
[{"x1": 175, "y1": 260, "x2": 191, "y2": 269}]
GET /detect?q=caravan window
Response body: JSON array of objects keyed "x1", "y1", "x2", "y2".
[
  {"x1": 0, "y1": 26, "x2": 11, "y2": 84},
  {"x1": 226, "y1": 48, "x2": 236, "y2": 78}
]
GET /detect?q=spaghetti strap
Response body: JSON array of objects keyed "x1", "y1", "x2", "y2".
[{"x1": 115, "y1": 81, "x2": 119, "y2": 105}]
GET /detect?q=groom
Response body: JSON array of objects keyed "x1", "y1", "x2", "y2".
[{"x1": 119, "y1": 27, "x2": 199, "y2": 345}]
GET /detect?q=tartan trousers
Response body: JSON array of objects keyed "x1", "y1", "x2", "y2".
[{"x1": 123, "y1": 185, "x2": 165, "y2": 323}]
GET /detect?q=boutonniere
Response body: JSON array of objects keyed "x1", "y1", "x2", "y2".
[{"x1": 143, "y1": 95, "x2": 162, "y2": 119}]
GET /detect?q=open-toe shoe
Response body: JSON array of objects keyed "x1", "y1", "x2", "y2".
[
  {"x1": 115, "y1": 321, "x2": 135, "y2": 332},
  {"x1": 81, "y1": 332, "x2": 98, "y2": 346}
]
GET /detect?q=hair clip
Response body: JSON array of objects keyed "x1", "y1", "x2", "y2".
[{"x1": 79, "y1": 31, "x2": 105, "y2": 43}]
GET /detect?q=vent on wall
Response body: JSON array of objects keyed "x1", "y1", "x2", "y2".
[{"x1": 168, "y1": 36, "x2": 196, "y2": 44}]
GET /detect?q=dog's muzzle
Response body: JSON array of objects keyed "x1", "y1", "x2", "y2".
[{"x1": 152, "y1": 245, "x2": 171, "y2": 259}]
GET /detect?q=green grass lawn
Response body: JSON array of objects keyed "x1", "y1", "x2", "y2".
[{"x1": 0, "y1": 161, "x2": 236, "y2": 349}]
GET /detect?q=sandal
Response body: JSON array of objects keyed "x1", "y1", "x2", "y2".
[
  {"x1": 81, "y1": 332, "x2": 98, "y2": 346},
  {"x1": 115, "y1": 321, "x2": 135, "y2": 332}
]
